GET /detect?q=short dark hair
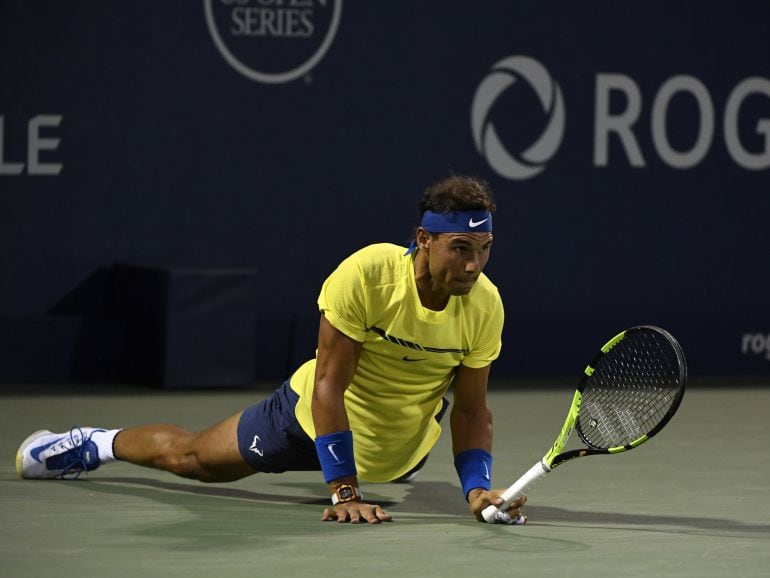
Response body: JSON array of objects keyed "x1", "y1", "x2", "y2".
[{"x1": 419, "y1": 175, "x2": 496, "y2": 216}]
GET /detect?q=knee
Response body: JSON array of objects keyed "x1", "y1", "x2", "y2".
[
  {"x1": 147, "y1": 423, "x2": 248, "y2": 483},
  {"x1": 163, "y1": 447, "x2": 236, "y2": 483},
  {"x1": 149, "y1": 432, "x2": 210, "y2": 481},
  {"x1": 164, "y1": 451, "x2": 209, "y2": 481},
  {"x1": 174, "y1": 456, "x2": 241, "y2": 483}
]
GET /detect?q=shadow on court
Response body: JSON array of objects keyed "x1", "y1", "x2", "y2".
[
  {"x1": 3, "y1": 387, "x2": 770, "y2": 577},
  {"x1": 54, "y1": 476, "x2": 770, "y2": 541}
]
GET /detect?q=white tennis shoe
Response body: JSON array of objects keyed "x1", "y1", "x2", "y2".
[{"x1": 16, "y1": 428, "x2": 104, "y2": 479}]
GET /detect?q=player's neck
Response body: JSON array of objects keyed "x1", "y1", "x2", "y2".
[
  {"x1": 413, "y1": 256, "x2": 450, "y2": 311},
  {"x1": 417, "y1": 283, "x2": 450, "y2": 311}
]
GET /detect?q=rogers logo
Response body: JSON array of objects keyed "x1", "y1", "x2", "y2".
[
  {"x1": 473, "y1": 54, "x2": 770, "y2": 181},
  {"x1": 742, "y1": 333, "x2": 770, "y2": 361},
  {"x1": 471, "y1": 55, "x2": 566, "y2": 181},
  {"x1": 204, "y1": 0, "x2": 342, "y2": 84}
]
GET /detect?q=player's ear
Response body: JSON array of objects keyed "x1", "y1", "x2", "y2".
[{"x1": 415, "y1": 227, "x2": 430, "y2": 250}]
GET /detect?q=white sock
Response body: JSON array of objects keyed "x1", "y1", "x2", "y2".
[{"x1": 90, "y1": 429, "x2": 123, "y2": 463}]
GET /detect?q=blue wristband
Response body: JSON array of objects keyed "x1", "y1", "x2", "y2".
[
  {"x1": 454, "y1": 448, "x2": 492, "y2": 501},
  {"x1": 315, "y1": 430, "x2": 357, "y2": 483}
]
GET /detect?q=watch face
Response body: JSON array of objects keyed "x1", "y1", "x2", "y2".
[{"x1": 338, "y1": 485, "x2": 355, "y2": 501}]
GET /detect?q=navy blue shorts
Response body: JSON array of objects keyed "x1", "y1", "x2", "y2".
[
  {"x1": 236, "y1": 380, "x2": 450, "y2": 475},
  {"x1": 236, "y1": 380, "x2": 320, "y2": 473}
]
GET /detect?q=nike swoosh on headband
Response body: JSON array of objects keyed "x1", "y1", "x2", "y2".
[{"x1": 468, "y1": 217, "x2": 489, "y2": 228}]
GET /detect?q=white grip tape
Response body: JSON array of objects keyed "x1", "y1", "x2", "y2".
[{"x1": 481, "y1": 460, "x2": 550, "y2": 524}]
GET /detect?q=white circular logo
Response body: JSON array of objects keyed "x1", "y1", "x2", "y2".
[
  {"x1": 472, "y1": 55, "x2": 566, "y2": 180},
  {"x1": 204, "y1": 0, "x2": 343, "y2": 84}
]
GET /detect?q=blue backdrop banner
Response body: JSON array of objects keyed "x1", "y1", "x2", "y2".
[{"x1": 1, "y1": 1, "x2": 768, "y2": 382}]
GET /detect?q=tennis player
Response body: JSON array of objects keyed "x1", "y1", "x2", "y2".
[{"x1": 16, "y1": 175, "x2": 527, "y2": 525}]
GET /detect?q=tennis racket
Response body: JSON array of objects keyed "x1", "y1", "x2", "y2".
[{"x1": 483, "y1": 325, "x2": 687, "y2": 524}]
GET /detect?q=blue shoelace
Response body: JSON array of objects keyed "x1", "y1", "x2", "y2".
[{"x1": 56, "y1": 427, "x2": 98, "y2": 480}]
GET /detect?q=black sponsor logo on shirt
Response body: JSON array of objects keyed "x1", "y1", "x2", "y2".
[{"x1": 367, "y1": 326, "x2": 468, "y2": 355}]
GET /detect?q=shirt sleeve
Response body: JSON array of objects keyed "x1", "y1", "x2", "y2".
[
  {"x1": 317, "y1": 253, "x2": 368, "y2": 342},
  {"x1": 461, "y1": 288, "x2": 504, "y2": 368}
]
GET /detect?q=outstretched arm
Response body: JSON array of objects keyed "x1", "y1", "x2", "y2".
[
  {"x1": 312, "y1": 314, "x2": 392, "y2": 524},
  {"x1": 451, "y1": 363, "x2": 527, "y2": 523}
]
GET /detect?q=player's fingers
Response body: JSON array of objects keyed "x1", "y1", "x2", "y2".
[
  {"x1": 323, "y1": 503, "x2": 392, "y2": 524},
  {"x1": 503, "y1": 495, "x2": 528, "y2": 524},
  {"x1": 359, "y1": 504, "x2": 391, "y2": 524},
  {"x1": 373, "y1": 505, "x2": 393, "y2": 522},
  {"x1": 507, "y1": 495, "x2": 528, "y2": 509},
  {"x1": 355, "y1": 506, "x2": 376, "y2": 524},
  {"x1": 504, "y1": 495, "x2": 527, "y2": 515},
  {"x1": 489, "y1": 491, "x2": 527, "y2": 506},
  {"x1": 336, "y1": 507, "x2": 352, "y2": 523},
  {"x1": 470, "y1": 490, "x2": 502, "y2": 521},
  {"x1": 321, "y1": 507, "x2": 337, "y2": 521},
  {"x1": 495, "y1": 511, "x2": 528, "y2": 525}
]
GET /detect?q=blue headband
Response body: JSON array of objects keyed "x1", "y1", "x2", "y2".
[{"x1": 405, "y1": 210, "x2": 493, "y2": 255}]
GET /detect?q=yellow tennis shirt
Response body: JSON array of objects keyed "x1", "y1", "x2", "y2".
[{"x1": 290, "y1": 243, "x2": 504, "y2": 482}]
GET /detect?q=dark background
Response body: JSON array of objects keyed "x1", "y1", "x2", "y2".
[{"x1": 1, "y1": 1, "x2": 768, "y2": 386}]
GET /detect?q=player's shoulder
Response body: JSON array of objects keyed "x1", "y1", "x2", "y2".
[
  {"x1": 474, "y1": 272, "x2": 500, "y2": 294},
  {"x1": 344, "y1": 243, "x2": 409, "y2": 281},
  {"x1": 464, "y1": 272, "x2": 503, "y2": 313},
  {"x1": 348, "y1": 243, "x2": 406, "y2": 263}
]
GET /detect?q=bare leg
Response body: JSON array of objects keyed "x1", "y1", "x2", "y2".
[{"x1": 113, "y1": 411, "x2": 255, "y2": 483}]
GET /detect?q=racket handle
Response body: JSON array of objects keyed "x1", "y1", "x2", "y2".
[{"x1": 481, "y1": 460, "x2": 550, "y2": 524}]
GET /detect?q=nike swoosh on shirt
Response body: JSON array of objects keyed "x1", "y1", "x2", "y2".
[
  {"x1": 402, "y1": 356, "x2": 428, "y2": 362},
  {"x1": 468, "y1": 217, "x2": 489, "y2": 228},
  {"x1": 30, "y1": 437, "x2": 67, "y2": 463}
]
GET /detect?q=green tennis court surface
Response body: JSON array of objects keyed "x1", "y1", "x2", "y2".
[{"x1": 2, "y1": 383, "x2": 769, "y2": 577}]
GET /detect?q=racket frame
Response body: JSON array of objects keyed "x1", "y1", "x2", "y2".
[{"x1": 481, "y1": 325, "x2": 686, "y2": 524}]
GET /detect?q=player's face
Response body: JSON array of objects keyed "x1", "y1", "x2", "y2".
[{"x1": 426, "y1": 232, "x2": 494, "y2": 296}]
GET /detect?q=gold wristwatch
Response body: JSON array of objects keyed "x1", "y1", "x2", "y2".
[{"x1": 331, "y1": 484, "x2": 362, "y2": 505}]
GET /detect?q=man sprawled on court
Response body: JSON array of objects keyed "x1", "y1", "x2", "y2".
[{"x1": 17, "y1": 175, "x2": 527, "y2": 525}]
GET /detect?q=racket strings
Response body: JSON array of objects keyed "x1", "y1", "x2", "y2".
[{"x1": 577, "y1": 331, "x2": 681, "y2": 450}]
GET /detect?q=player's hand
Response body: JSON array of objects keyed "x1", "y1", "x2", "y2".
[
  {"x1": 468, "y1": 488, "x2": 528, "y2": 524},
  {"x1": 321, "y1": 500, "x2": 393, "y2": 524}
]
